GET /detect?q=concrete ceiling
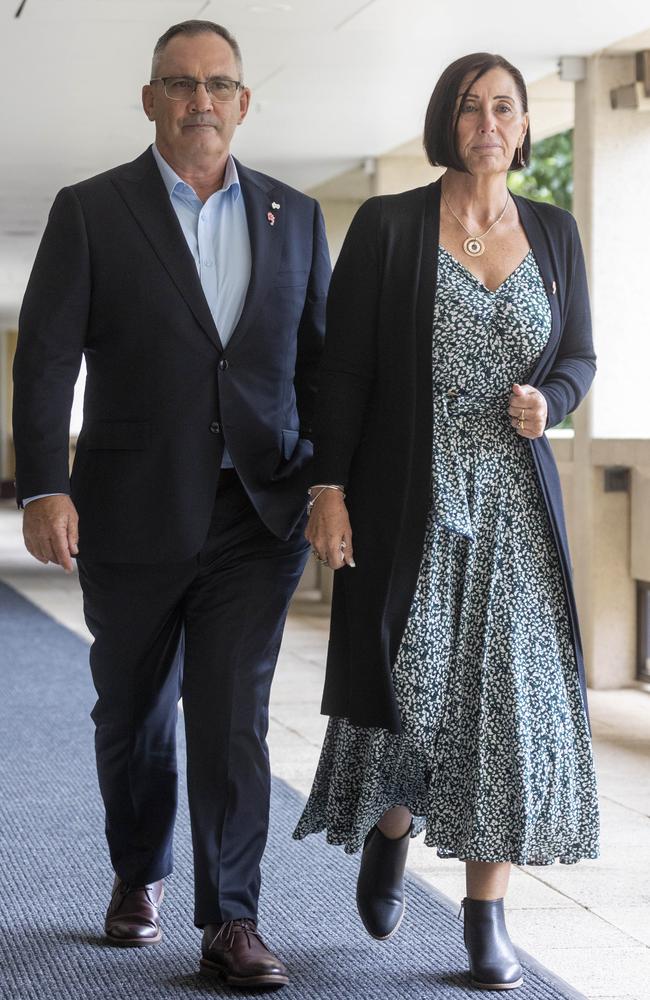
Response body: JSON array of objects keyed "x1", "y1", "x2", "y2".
[{"x1": 1, "y1": 0, "x2": 650, "y2": 320}]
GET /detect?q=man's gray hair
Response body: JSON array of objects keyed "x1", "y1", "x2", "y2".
[{"x1": 151, "y1": 20, "x2": 244, "y2": 81}]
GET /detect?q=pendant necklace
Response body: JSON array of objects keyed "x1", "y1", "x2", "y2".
[{"x1": 442, "y1": 189, "x2": 510, "y2": 258}]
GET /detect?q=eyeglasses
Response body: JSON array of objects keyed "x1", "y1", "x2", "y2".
[{"x1": 150, "y1": 76, "x2": 243, "y2": 102}]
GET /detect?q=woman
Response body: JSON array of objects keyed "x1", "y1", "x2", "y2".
[{"x1": 293, "y1": 52, "x2": 600, "y2": 991}]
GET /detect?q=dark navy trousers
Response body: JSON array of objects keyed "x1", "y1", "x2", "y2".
[{"x1": 77, "y1": 469, "x2": 309, "y2": 927}]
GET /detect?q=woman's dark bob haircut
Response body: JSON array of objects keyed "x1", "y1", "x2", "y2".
[{"x1": 423, "y1": 53, "x2": 531, "y2": 173}]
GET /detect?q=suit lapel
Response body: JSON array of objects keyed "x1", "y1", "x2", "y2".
[
  {"x1": 111, "y1": 150, "x2": 223, "y2": 352},
  {"x1": 226, "y1": 160, "x2": 284, "y2": 352}
]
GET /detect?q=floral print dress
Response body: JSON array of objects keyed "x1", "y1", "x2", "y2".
[{"x1": 293, "y1": 246, "x2": 600, "y2": 865}]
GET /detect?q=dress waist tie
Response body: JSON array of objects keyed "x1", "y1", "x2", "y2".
[{"x1": 431, "y1": 389, "x2": 511, "y2": 543}]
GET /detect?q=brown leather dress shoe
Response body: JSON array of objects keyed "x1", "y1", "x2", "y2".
[
  {"x1": 104, "y1": 876, "x2": 164, "y2": 946},
  {"x1": 200, "y1": 919, "x2": 289, "y2": 988}
]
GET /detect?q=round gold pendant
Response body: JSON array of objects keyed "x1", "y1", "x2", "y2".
[{"x1": 463, "y1": 237, "x2": 485, "y2": 257}]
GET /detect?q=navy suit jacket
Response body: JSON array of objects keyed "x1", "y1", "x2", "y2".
[{"x1": 13, "y1": 148, "x2": 330, "y2": 562}]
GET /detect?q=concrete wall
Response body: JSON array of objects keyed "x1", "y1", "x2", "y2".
[{"x1": 554, "y1": 435, "x2": 648, "y2": 690}]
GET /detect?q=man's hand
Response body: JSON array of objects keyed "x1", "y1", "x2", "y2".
[
  {"x1": 23, "y1": 495, "x2": 79, "y2": 573},
  {"x1": 508, "y1": 383, "x2": 548, "y2": 439}
]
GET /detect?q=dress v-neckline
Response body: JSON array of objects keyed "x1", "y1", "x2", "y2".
[{"x1": 438, "y1": 245, "x2": 533, "y2": 295}]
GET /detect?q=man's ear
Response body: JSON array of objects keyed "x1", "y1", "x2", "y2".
[
  {"x1": 142, "y1": 84, "x2": 155, "y2": 122},
  {"x1": 237, "y1": 87, "x2": 251, "y2": 125}
]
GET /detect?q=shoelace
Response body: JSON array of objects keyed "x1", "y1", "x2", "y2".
[
  {"x1": 109, "y1": 882, "x2": 160, "y2": 926},
  {"x1": 115, "y1": 882, "x2": 158, "y2": 903},
  {"x1": 209, "y1": 918, "x2": 262, "y2": 952}
]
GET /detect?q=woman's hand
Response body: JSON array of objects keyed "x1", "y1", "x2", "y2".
[
  {"x1": 508, "y1": 383, "x2": 548, "y2": 439},
  {"x1": 305, "y1": 489, "x2": 355, "y2": 570}
]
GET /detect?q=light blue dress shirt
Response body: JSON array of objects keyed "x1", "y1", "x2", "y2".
[
  {"x1": 24, "y1": 144, "x2": 251, "y2": 503},
  {"x1": 152, "y1": 143, "x2": 252, "y2": 470}
]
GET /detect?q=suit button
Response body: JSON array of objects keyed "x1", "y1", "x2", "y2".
[
  {"x1": 209, "y1": 421, "x2": 221, "y2": 434},
  {"x1": 219, "y1": 359, "x2": 229, "y2": 370}
]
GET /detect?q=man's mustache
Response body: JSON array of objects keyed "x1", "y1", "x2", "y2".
[{"x1": 181, "y1": 116, "x2": 222, "y2": 129}]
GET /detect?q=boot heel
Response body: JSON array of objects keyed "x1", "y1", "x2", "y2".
[
  {"x1": 356, "y1": 823, "x2": 411, "y2": 940},
  {"x1": 462, "y1": 897, "x2": 523, "y2": 990}
]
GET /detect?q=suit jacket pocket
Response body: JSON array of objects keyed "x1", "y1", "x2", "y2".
[{"x1": 84, "y1": 420, "x2": 151, "y2": 450}]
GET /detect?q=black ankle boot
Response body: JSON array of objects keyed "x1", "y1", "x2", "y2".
[
  {"x1": 461, "y1": 897, "x2": 523, "y2": 990},
  {"x1": 356, "y1": 822, "x2": 411, "y2": 940}
]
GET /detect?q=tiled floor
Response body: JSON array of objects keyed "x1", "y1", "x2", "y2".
[{"x1": 1, "y1": 500, "x2": 648, "y2": 1000}]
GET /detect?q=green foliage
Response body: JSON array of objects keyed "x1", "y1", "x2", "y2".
[{"x1": 508, "y1": 129, "x2": 573, "y2": 211}]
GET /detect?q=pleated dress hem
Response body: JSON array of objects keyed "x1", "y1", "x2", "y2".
[{"x1": 292, "y1": 809, "x2": 600, "y2": 866}]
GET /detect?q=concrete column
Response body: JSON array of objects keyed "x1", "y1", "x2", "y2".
[
  {"x1": 571, "y1": 54, "x2": 650, "y2": 687},
  {"x1": 0, "y1": 330, "x2": 17, "y2": 488},
  {"x1": 574, "y1": 53, "x2": 650, "y2": 440}
]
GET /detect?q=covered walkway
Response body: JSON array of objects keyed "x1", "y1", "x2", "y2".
[{"x1": 1, "y1": 4, "x2": 649, "y2": 1000}]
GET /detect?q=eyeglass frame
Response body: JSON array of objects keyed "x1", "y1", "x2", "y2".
[{"x1": 149, "y1": 76, "x2": 245, "y2": 102}]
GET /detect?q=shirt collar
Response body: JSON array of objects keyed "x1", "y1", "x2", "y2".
[{"x1": 151, "y1": 144, "x2": 241, "y2": 202}]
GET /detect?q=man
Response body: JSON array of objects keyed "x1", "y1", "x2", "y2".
[{"x1": 13, "y1": 20, "x2": 329, "y2": 989}]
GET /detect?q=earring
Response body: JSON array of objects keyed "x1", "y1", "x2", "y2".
[{"x1": 517, "y1": 144, "x2": 526, "y2": 168}]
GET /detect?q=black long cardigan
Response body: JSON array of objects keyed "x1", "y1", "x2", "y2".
[{"x1": 314, "y1": 179, "x2": 595, "y2": 734}]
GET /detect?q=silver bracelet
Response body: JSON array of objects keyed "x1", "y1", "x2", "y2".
[{"x1": 307, "y1": 484, "x2": 345, "y2": 515}]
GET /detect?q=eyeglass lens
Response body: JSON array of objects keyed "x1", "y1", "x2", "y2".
[{"x1": 164, "y1": 77, "x2": 239, "y2": 102}]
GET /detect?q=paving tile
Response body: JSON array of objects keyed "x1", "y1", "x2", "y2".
[
  {"x1": 271, "y1": 763, "x2": 321, "y2": 799},
  {"x1": 595, "y1": 774, "x2": 650, "y2": 817},
  {"x1": 590, "y1": 995, "x2": 643, "y2": 1000},
  {"x1": 530, "y1": 946, "x2": 650, "y2": 998},
  {"x1": 415, "y1": 868, "x2": 467, "y2": 905},
  {"x1": 271, "y1": 716, "x2": 328, "y2": 748},
  {"x1": 270, "y1": 686, "x2": 325, "y2": 709},
  {"x1": 589, "y1": 690, "x2": 650, "y2": 743},
  {"x1": 503, "y1": 867, "x2": 579, "y2": 909},
  {"x1": 530, "y1": 859, "x2": 650, "y2": 910},
  {"x1": 589, "y1": 905, "x2": 650, "y2": 947},
  {"x1": 268, "y1": 718, "x2": 318, "y2": 748},
  {"x1": 406, "y1": 847, "x2": 577, "y2": 908},
  {"x1": 507, "y1": 906, "x2": 632, "y2": 953}
]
